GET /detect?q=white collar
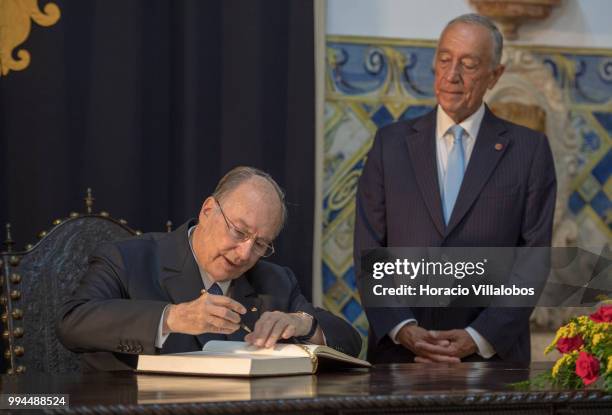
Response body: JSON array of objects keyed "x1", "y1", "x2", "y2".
[
  {"x1": 436, "y1": 103, "x2": 485, "y2": 141},
  {"x1": 187, "y1": 225, "x2": 231, "y2": 295}
]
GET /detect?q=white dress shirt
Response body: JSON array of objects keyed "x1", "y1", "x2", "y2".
[{"x1": 388, "y1": 104, "x2": 496, "y2": 359}]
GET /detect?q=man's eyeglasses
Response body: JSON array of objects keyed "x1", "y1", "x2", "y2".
[{"x1": 214, "y1": 199, "x2": 275, "y2": 258}]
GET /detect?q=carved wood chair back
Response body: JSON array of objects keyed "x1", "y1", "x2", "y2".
[{"x1": 1, "y1": 191, "x2": 141, "y2": 374}]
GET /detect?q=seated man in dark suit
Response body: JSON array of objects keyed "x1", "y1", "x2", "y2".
[
  {"x1": 354, "y1": 14, "x2": 556, "y2": 364},
  {"x1": 58, "y1": 166, "x2": 361, "y2": 371}
]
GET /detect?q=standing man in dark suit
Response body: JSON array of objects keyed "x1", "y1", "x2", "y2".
[
  {"x1": 354, "y1": 14, "x2": 556, "y2": 363},
  {"x1": 58, "y1": 166, "x2": 361, "y2": 371}
]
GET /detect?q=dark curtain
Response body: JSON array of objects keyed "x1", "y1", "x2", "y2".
[{"x1": 0, "y1": 0, "x2": 315, "y2": 294}]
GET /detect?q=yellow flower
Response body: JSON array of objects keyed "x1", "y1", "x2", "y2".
[
  {"x1": 576, "y1": 315, "x2": 590, "y2": 327},
  {"x1": 592, "y1": 333, "x2": 603, "y2": 346},
  {"x1": 607, "y1": 356, "x2": 612, "y2": 374},
  {"x1": 552, "y1": 358, "x2": 563, "y2": 378},
  {"x1": 545, "y1": 328, "x2": 564, "y2": 354},
  {"x1": 566, "y1": 322, "x2": 578, "y2": 337},
  {"x1": 591, "y1": 322, "x2": 611, "y2": 334},
  {"x1": 552, "y1": 352, "x2": 577, "y2": 378}
]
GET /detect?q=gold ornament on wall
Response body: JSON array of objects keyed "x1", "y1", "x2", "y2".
[
  {"x1": 0, "y1": 0, "x2": 61, "y2": 76},
  {"x1": 469, "y1": 0, "x2": 560, "y2": 40}
]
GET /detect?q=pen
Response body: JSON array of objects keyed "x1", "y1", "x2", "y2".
[
  {"x1": 241, "y1": 306, "x2": 257, "y2": 333},
  {"x1": 241, "y1": 323, "x2": 252, "y2": 333},
  {"x1": 201, "y1": 288, "x2": 254, "y2": 333}
]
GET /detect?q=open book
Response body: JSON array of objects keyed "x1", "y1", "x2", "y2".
[{"x1": 137, "y1": 341, "x2": 371, "y2": 377}]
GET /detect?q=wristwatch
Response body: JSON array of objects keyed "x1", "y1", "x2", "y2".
[{"x1": 294, "y1": 311, "x2": 318, "y2": 341}]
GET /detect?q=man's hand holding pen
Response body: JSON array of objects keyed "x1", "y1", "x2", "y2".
[
  {"x1": 162, "y1": 289, "x2": 246, "y2": 336},
  {"x1": 163, "y1": 288, "x2": 324, "y2": 348}
]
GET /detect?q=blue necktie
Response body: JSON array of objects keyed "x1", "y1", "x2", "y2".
[
  {"x1": 197, "y1": 283, "x2": 226, "y2": 346},
  {"x1": 443, "y1": 125, "x2": 466, "y2": 225},
  {"x1": 207, "y1": 283, "x2": 223, "y2": 296}
]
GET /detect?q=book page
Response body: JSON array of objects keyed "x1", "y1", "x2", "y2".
[
  {"x1": 201, "y1": 341, "x2": 370, "y2": 368},
  {"x1": 202, "y1": 341, "x2": 314, "y2": 358}
]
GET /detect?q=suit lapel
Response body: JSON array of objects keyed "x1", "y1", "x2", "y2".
[
  {"x1": 445, "y1": 107, "x2": 509, "y2": 235},
  {"x1": 158, "y1": 220, "x2": 204, "y2": 305},
  {"x1": 405, "y1": 109, "x2": 445, "y2": 237}
]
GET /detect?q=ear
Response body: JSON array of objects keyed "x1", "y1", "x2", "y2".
[
  {"x1": 199, "y1": 197, "x2": 216, "y2": 222},
  {"x1": 488, "y1": 64, "x2": 505, "y2": 89}
]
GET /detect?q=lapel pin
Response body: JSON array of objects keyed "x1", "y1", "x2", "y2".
[
  {"x1": 200, "y1": 288, "x2": 207, "y2": 295},
  {"x1": 495, "y1": 143, "x2": 503, "y2": 151}
]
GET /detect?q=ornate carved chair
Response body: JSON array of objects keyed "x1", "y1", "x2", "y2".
[{"x1": 0, "y1": 190, "x2": 168, "y2": 374}]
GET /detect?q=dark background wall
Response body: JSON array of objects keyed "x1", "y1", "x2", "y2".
[{"x1": 0, "y1": 0, "x2": 315, "y2": 298}]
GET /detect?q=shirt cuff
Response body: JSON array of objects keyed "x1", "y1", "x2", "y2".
[
  {"x1": 388, "y1": 319, "x2": 417, "y2": 344},
  {"x1": 465, "y1": 326, "x2": 496, "y2": 358},
  {"x1": 155, "y1": 305, "x2": 172, "y2": 349}
]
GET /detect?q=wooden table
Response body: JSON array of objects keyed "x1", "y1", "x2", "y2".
[{"x1": 1, "y1": 363, "x2": 610, "y2": 414}]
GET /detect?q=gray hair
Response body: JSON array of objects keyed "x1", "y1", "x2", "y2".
[
  {"x1": 212, "y1": 166, "x2": 287, "y2": 232},
  {"x1": 441, "y1": 13, "x2": 503, "y2": 67}
]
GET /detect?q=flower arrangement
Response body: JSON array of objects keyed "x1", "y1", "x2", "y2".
[{"x1": 543, "y1": 304, "x2": 611, "y2": 390}]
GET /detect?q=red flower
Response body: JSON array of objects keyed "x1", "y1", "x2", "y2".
[
  {"x1": 589, "y1": 305, "x2": 612, "y2": 323},
  {"x1": 575, "y1": 351, "x2": 600, "y2": 386},
  {"x1": 556, "y1": 336, "x2": 583, "y2": 353}
]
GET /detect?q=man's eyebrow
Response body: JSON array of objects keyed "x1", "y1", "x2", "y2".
[
  {"x1": 233, "y1": 217, "x2": 274, "y2": 243},
  {"x1": 234, "y1": 218, "x2": 252, "y2": 232},
  {"x1": 437, "y1": 49, "x2": 481, "y2": 60}
]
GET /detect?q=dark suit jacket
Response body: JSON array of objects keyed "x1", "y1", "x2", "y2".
[
  {"x1": 58, "y1": 220, "x2": 361, "y2": 371},
  {"x1": 354, "y1": 106, "x2": 556, "y2": 363}
]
